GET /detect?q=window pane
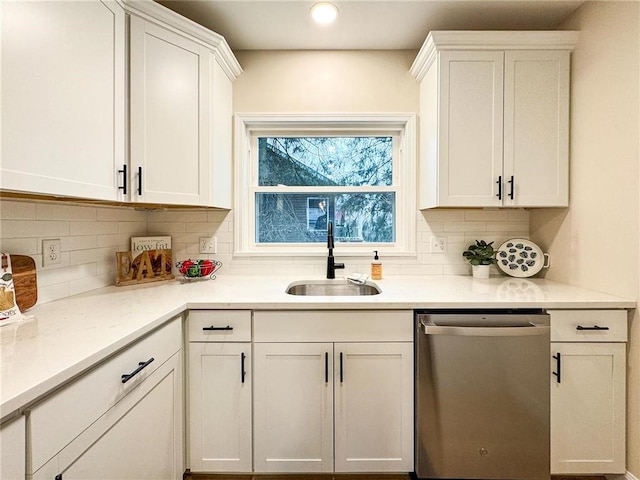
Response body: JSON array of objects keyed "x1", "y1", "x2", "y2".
[
  {"x1": 258, "y1": 137, "x2": 392, "y2": 187},
  {"x1": 256, "y1": 192, "x2": 395, "y2": 243}
]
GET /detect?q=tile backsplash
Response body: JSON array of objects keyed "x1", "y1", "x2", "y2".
[{"x1": 1, "y1": 199, "x2": 529, "y2": 304}]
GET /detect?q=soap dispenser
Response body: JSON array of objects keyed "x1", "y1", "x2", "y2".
[{"x1": 371, "y1": 250, "x2": 382, "y2": 280}]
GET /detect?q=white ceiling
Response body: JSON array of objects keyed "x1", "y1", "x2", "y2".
[{"x1": 156, "y1": 0, "x2": 585, "y2": 51}]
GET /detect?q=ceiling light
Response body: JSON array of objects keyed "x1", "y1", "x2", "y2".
[{"x1": 310, "y1": 2, "x2": 338, "y2": 25}]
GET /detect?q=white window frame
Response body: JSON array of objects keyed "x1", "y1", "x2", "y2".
[{"x1": 234, "y1": 113, "x2": 416, "y2": 256}]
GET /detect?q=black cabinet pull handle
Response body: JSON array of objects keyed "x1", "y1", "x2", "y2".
[
  {"x1": 137, "y1": 166, "x2": 142, "y2": 196},
  {"x1": 121, "y1": 357, "x2": 154, "y2": 384},
  {"x1": 508, "y1": 175, "x2": 514, "y2": 200},
  {"x1": 576, "y1": 325, "x2": 610, "y2": 331},
  {"x1": 241, "y1": 352, "x2": 246, "y2": 383},
  {"x1": 552, "y1": 352, "x2": 561, "y2": 384},
  {"x1": 339, "y1": 352, "x2": 344, "y2": 383},
  {"x1": 118, "y1": 164, "x2": 127, "y2": 194},
  {"x1": 202, "y1": 325, "x2": 233, "y2": 331},
  {"x1": 55, "y1": 475, "x2": 63, "y2": 480},
  {"x1": 325, "y1": 352, "x2": 329, "y2": 383},
  {"x1": 496, "y1": 175, "x2": 502, "y2": 200}
]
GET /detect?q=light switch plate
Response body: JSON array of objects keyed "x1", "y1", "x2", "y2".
[{"x1": 199, "y1": 237, "x2": 217, "y2": 254}]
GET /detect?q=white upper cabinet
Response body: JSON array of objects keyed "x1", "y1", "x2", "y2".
[
  {"x1": 411, "y1": 31, "x2": 577, "y2": 208},
  {"x1": 503, "y1": 50, "x2": 571, "y2": 207},
  {"x1": 1, "y1": 0, "x2": 241, "y2": 207},
  {"x1": 1, "y1": 0, "x2": 126, "y2": 201},
  {"x1": 129, "y1": 16, "x2": 209, "y2": 206}
]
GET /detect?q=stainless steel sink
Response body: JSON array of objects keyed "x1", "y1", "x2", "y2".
[{"x1": 285, "y1": 279, "x2": 381, "y2": 296}]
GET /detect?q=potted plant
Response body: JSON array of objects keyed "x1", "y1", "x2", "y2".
[{"x1": 462, "y1": 240, "x2": 497, "y2": 278}]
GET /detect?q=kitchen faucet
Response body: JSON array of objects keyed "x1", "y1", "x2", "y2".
[{"x1": 326, "y1": 221, "x2": 345, "y2": 279}]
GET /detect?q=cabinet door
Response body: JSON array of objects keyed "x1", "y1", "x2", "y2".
[
  {"x1": 1, "y1": 0, "x2": 126, "y2": 201},
  {"x1": 33, "y1": 352, "x2": 183, "y2": 480},
  {"x1": 437, "y1": 50, "x2": 504, "y2": 207},
  {"x1": 334, "y1": 342, "x2": 414, "y2": 472},
  {"x1": 551, "y1": 343, "x2": 626, "y2": 474},
  {"x1": 129, "y1": 16, "x2": 209, "y2": 205},
  {"x1": 253, "y1": 343, "x2": 334, "y2": 472},
  {"x1": 0, "y1": 415, "x2": 25, "y2": 480},
  {"x1": 504, "y1": 50, "x2": 570, "y2": 207},
  {"x1": 189, "y1": 342, "x2": 251, "y2": 472}
]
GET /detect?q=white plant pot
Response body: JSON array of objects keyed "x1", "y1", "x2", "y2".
[{"x1": 472, "y1": 264, "x2": 491, "y2": 279}]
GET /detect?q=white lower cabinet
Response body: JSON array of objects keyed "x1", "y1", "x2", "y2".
[
  {"x1": 187, "y1": 311, "x2": 252, "y2": 472},
  {"x1": 334, "y1": 342, "x2": 414, "y2": 472},
  {"x1": 253, "y1": 342, "x2": 334, "y2": 473},
  {"x1": 549, "y1": 310, "x2": 627, "y2": 475},
  {"x1": 29, "y1": 317, "x2": 184, "y2": 480},
  {"x1": 0, "y1": 415, "x2": 25, "y2": 480},
  {"x1": 252, "y1": 310, "x2": 414, "y2": 474}
]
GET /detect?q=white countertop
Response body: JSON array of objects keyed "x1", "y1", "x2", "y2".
[{"x1": 0, "y1": 274, "x2": 634, "y2": 421}]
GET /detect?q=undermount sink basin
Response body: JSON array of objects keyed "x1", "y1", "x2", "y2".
[{"x1": 285, "y1": 279, "x2": 381, "y2": 296}]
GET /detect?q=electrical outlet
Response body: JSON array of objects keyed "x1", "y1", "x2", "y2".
[
  {"x1": 199, "y1": 236, "x2": 217, "y2": 254},
  {"x1": 42, "y1": 238, "x2": 61, "y2": 267},
  {"x1": 430, "y1": 236, "x2": 447, "y2": 253}
]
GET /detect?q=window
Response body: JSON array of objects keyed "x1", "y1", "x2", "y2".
[{"x1": 234, "y1": 114, "x2": 416, "y2": 256}]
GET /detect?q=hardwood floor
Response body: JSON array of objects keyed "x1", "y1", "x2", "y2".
[
  {"x1": 184, "y1": 474, "x2": 606, "y2": 480},
  {"x1": 185, "y1": 474, "x2": 412, "y2": 480}
]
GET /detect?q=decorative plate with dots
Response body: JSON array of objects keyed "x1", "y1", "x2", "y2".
[{"x1": 496, "y1": 238, "x2": 548, "y2": 278}]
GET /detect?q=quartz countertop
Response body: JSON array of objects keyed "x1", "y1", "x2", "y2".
[{"x1": 0, "y1": 275, "x2": 634, "y2": 421}]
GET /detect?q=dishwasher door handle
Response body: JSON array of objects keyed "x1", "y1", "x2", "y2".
[{"x1": 422, "y1": 324, "x2": 550, "y2": 337}]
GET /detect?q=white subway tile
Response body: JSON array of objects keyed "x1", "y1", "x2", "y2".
[
  {"x1": 444, "y1": 222, "x2": 487, "y2": 233},
  {"x1": 0, "y1": 201, "x2": 36, "y2": 220},
  {"x1": 185, "y1": 222, "x2": 219, "y2": 233},
  {"x1": 70, "y1": 247, "x2": 117, "y2": 266},
  {"x1": 36, "y1": 203, "x2": 96, "y2": 221},
  {"x1": 96, "y1": 260, "x2": 115, "y2": 276},
  {"x1": 464, "y1": 210, "x2": 510, "y2": 222},
  {"x1": 400, "y1": 264, "x2": 443, "y2": 275},
  {"x1": 96, "y1": 233, "x2": 131, "y2": 249},
  {"x1": 0, "y1": 238, "x2": 38, "y2": 255},
  {"x1": 118, "y1": 221, "x2": 147, "y2": 235},
  {"x1": 37, "y1": 282, "x2": 70, "y2": 304},
  {"x1": 422, "y1": 210, "x2": 465, "y2": 222},
  {"x1": 1, "y1": 220, "x2": 69, "y2": 238},
  {"x1": 486, "y1": 222, "x2": 529, "y2": 232},
  {"x1": 70, "y1": 221, "x2": 118, "y2": 236},
  {"x1": 97, "y1": 207, "x2": 147, "y2": 222},
  {"x1": 146, "y1": 211, "x2": 167, "y2": 222},
  {"x1": 207, "y1": 210, "x2": 231, "y2": 223},
  {"x1": 69, "y1": 274, "x2": 113, "y2": 296},
  {"x1": 214, "y1": 231, "x2": 234, "y2": 244},
  {"x1": 61, "y1": 236, "x2": 97, "y2": 251},
  {"x1": 443, "y1": 265, "x2": 470, "y2": 276},
  {"x1": 147, "y1": 222, "x2": 186, "y2": 234},
  {"x1": 508, "y1": 209, "x2": 530, "y2": 222},
  {"x1": 164, "y1": 210, "x2": 208, "y2": 223},
  {"x1": 38, "y1": 263, "x2": 97, "y2": 287}
]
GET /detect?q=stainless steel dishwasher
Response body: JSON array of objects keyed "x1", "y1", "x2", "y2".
[{"x1": 415, "y1": 310, "x2": 550, "y2": 480}]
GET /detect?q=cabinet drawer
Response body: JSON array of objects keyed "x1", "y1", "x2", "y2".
[
  {"x1": 549, "y1": 310, "x2": 627, "y2": 342},
  {"x1": 29, "y1": 316, "x2": 182, "y2": 473},
  {"x1": 188, "y1": 310, "x2": 251, "y2": 342},
  {"x1": 253, "y1": 310, "x2": 413, "y2": 342}
]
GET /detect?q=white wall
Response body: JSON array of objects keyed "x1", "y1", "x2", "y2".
[
  {"x1": 530, "y1": 2, "x2": 640, "y2": 475},
  {"x1": 233, "y1": 50, "x2": 419, "y2": 113}
]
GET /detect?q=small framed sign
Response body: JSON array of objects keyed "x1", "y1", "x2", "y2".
[{"x1": 130, "y1": 236, "x2": 171, "y2": 260}]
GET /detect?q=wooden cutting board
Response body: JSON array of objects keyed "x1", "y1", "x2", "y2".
[{"x1": 9, "y1": 255, "x2": 38, "y2": 311}]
